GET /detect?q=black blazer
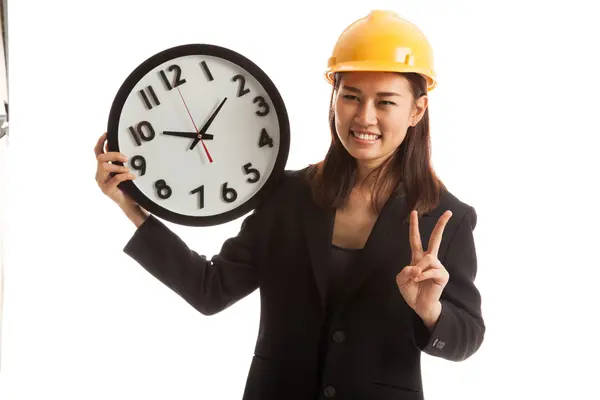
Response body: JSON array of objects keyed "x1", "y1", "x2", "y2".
[{"x1": 123, "y1": 168, "x2": 485, "y2": 400}]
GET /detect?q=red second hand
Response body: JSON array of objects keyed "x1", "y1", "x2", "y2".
[{"x1": 176, "y1": 87, "x2": 213, "y2": 163}]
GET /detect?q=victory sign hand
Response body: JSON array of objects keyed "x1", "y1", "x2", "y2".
[{"x1": 396, "y1": 210, "x2": 453, "y2": 327}]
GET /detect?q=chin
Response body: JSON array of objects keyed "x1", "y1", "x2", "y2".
[{"x1": 347, "y1": 149, "x2": 384, "y2": 163}]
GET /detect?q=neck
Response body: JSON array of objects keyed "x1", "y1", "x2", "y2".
[
  {"x1": 355, "y1": 157, "x2": 391, "y2": 190},
  {"x1": 353, "y1": 156, "x2": 401, "y2": 201}
]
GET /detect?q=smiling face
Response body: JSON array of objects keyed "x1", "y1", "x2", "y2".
[{"x1": 333, "y1": 72, "x2": 428, "y2": 171}]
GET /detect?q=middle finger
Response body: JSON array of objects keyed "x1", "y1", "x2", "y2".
[
  {"x1": 102, "y1": 162, "x2": 129, "y2": 174},
  {"x1": 427, "y1": 210, "x2": 453, "y2": 257},
  {"x1": 97, "y1": 151, "x2": 128, "y2": 164}
]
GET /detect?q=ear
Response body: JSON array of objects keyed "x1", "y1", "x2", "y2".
[{"x1": 411, "y1": 95, "x2": 428, "y2": 124}]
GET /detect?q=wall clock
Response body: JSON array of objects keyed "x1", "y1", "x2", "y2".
[{"x1": 106, "y1": 44, "x2": 290, "y2": 226}]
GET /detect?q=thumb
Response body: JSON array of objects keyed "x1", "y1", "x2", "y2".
[{"x1": 397, "y1": 266, "x2": 421, "y2": 287}]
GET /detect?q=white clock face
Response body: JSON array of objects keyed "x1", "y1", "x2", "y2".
[{"x1": 109, "y1": 46, "x2": 289, "y2": 225}]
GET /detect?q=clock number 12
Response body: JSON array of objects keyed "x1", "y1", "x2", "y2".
[{"x1": 159, "y1": 64, "x2": 187, "y2": 90}]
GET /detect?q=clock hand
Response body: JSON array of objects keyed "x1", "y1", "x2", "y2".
[
  {"x1": 163, "y1": 131, "x2": 214, "y2": 140},
  {"x1": 190, "y1": 97, "x2": 227, "y2": 151},
  {"x1": 176, "y1": 87, "x2": 213, "y2": 163}
]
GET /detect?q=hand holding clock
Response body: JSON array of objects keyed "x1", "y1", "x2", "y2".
[{"x1": 94, "y1": 131, "x2": 137, "y2": 210}]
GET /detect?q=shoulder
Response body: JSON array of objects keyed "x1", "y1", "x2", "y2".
[
  {"x1": 430, "y1": 186, "x2": 478, "y2": 230},
  {"x1": 255, "y1": 166, "x2": 312, "y2": 209},
  {"x1": 276, "y1": 166, "x2": 313, "y2": 193}
]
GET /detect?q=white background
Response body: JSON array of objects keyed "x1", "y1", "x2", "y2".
[{"x1": 1, "y1": 0, "x2": 599, "y2": 399}]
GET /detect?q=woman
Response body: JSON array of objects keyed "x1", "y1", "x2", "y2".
[{"x1": 94, "y1": 10, "x2": 484, "y2": 400}]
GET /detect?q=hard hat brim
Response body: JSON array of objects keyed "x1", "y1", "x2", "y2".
[{"x1": 325, "y1": 61, "x2": 437, "y2": 92}]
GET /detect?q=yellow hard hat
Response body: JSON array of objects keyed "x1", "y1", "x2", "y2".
[{"x1": 325, "y1": 10, "x2": 437, "y2": 91}]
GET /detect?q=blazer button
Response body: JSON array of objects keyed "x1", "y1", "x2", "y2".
[
  {"x1": 332, "y1": 330, "x2": 346, "y2": 344},
  {"x1": 323, "y1": 385, "x2": 336, "y2": 398}
]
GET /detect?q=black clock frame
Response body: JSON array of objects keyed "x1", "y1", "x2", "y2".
[{"x1": 106, "y1": 43, "x2": 290, "y2": 227}]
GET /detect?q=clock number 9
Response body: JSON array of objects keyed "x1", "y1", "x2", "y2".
[
  {"x1": 222, "y1": 182, "x2": 238, "y2": 203},
  {"x1": 130, "y1": 155, "x2": 146, "y2": 176},
  {"x1": 155, "y1": 179, "x2": 172, "y2": 200}
]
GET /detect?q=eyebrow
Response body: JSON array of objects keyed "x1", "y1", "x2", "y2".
[{"x1": 341, "y1": 85, "x2": 402, "y2": 97}]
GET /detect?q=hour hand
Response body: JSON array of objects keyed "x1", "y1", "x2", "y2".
[{"x1": 163, "y1": 131, "x2": 214, "y2": 140}]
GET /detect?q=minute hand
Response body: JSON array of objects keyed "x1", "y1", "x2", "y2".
[{"x1": 190, "y1": 97, "x2": 227, "y2": 150}]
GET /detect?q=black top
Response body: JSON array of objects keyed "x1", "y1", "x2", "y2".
[
  {"x1": 318, "y1": 244, "x2": 363, "y2": 372},
  {"x1": 327, "y1": 244, "x2": 362, "y2": 315}
]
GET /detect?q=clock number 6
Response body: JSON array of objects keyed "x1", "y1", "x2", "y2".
[
  {"x1": 222, "y1": 182, "x2": 238, "y2": 203},
  {"x1": 243, "y1": 163, "x2": 260, "y2": 183},
  {"x1": 154, "y1": 179, "x2": 172, "y2": 200}
]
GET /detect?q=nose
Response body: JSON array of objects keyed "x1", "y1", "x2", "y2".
[{"x1": 353, "y1": 101, "x2": 377, "y2": 127}]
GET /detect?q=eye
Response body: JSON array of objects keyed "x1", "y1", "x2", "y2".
[
  {"x1": 379, "y1": 100, "x2": 396, "y2": 106},
  {"x1": 342, "y1": 94, "x2": 359, "y2": 101}
]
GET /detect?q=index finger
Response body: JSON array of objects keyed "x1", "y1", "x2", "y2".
[
  {"x1": 94, "y1": 132, "x2": 107, "y2": 157},
  {"x1": 427, "y1": 210, "x2": 453, "y2": 257},
  {"x1": 409, "y1": 210, "x2": 423, "y2": 255}
]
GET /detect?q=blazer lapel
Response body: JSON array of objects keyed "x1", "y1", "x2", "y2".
[
  {"x1": 300, "y1": 189, "x2": 334, "y2": 313},
  {"x1": 338, "y1": 187, "x2": 411, "y2": 309}
]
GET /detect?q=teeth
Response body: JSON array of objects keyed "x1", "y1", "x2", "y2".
[{"x1": 351, "y1": 131, "x2": 380, "y2": 141}]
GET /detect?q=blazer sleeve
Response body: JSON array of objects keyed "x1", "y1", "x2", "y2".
[
  {"x1": 122, "y1": 204, "x2": 269, "y2": 316},
  {"x1": 413, "y1": 206, "x2": 485, "y2": 361}
]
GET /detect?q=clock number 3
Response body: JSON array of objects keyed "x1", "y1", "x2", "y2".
[{"x1": 253, "y1": 96, "x2": 270, "y2": 116}]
